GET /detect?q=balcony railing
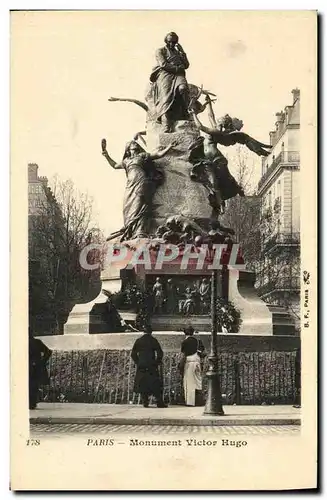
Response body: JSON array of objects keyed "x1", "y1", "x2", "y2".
[
  {"x1": 263, "y1": 231, "x2": 301, "y2": 253},
  {"x1": 258, "y1": 151, "x2": 300, "y2": 190},
  {"x1": 257, "y1": 276, "x2": 301, "y2": 296}
]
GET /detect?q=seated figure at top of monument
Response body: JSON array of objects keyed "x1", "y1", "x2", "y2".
[{"x1": 148, "y1": 32, "x2": 190, "y2": 133}]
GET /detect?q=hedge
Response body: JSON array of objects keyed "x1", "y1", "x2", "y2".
[{"x1": 40, "y1": 349, "x2": 298, "y2": 405}]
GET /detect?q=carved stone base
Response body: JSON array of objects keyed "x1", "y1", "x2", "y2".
[
  {"x1": 64, "y1": 264, "x2": 124, "y2": 335},
  {"x1": 63, "y1": 294, "x2": 109, "y2": 334},
  {"x1": 147, "y1": 120, "x2": 213, "y2": 232},
  {"x1": 229, "y1": 269, "x2": 273, "y2": 335}
]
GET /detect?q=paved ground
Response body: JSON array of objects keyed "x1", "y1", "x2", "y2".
[
  {"x1": 30, "y1": 403, "x2": 301, "y2": 426},
  {"x1": 30, "y1": 423, "x2": 300, "y2": 438}
]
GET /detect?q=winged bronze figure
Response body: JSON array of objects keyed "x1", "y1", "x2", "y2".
[{"x1": 191, "y1": 111, "x2": 272, "y2": 157}]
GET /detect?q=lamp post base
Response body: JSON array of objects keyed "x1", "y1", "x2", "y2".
[{"x1": 203, "y1": 357, "x2": 224, "y2": 416}]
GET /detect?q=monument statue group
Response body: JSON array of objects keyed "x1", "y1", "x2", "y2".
[
  {"x1": 101, "y1": 31, "x2": 271, "y2": 246},
  {"x1": 64, "y1": 31, "x2": 278, "y2": 337}
]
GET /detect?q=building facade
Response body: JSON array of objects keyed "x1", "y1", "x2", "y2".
[
  {"x1": 256, "y1": 89, "x2": 300, "y2": 328},
  {"x1": 28, "y1": 163, "x2": 49, "y2": 215},
  {"x1": 28, "y1": 164, "x2": 102, "y2": 335},
  {"x1": 28, "y1": 163, "x2": 63, "y2": 334},
  {"x1": 28, "y1": 163, "x2": 61, "y2": 257}
]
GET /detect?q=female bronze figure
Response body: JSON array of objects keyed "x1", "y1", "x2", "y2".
[{"x1": 101, "y1": 138, "x2": 177, "y2": 241}]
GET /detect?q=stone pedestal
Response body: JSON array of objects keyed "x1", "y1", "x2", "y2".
[
  {"x1": 147, "y1": 120, "x2": 213, "y2": 231},
  {"x1": 64, "y1": 259, "x2": 296, "y2": 336},
  {"x1": 228, "y1": 269, "x2": 273, "y2": 335},
  {"x1": 63, "y1": 295, "x2": 108, "y2": 334},
  {"x1": 64, "y1": 264, "x2": 124, "y2": 335}
]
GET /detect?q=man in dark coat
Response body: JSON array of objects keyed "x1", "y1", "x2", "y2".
[
  {"x1": 29, "y1": 332, "x2": 52, "y2": 409},
  {"x1": 131, "y1": 326, "x2": 167, "y2": 408}
]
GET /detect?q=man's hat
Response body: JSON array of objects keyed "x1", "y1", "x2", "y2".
[{"x1": 183, "y1": 325, "x2": 195, "y2": 336}]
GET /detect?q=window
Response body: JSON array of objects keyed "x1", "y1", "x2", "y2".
[{"x1": 277, "y1": 180, "x2": 281, "y2": 198}]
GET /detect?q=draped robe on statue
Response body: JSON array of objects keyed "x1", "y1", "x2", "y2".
[
  {"x1": 107, "y1": 145, "x2": 163, "y2": 242},
  {"x1": 189, "y1": 137, "x2": 243, "y2": 203},
  {"x1": 149, "y1": 46, "x2": 190, "y2": 122},
  {"x1": 212, "y1": 154, "x2": 243, "y2": 201},
  {"x1": 123, "y1": 153, "x2": 153, "y2": 238}
]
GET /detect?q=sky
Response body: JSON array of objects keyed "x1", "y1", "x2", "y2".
[{"x1": 11, "y1": 10, "x2": 315, "y2": 235}]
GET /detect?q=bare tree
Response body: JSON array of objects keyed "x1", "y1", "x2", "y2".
[
  {"x1": 29, "y1": 177, "x2": 104, "y2": 334},
  {"x1": 224, "y1": 145, "x2": 257, "y2": 193},
  {"x1": 220, "y1": 146, "x2": 261, "y2": 270}
]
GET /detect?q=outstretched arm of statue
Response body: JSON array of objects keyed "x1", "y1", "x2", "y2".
[
  {"x1": 206, "y1": 96, "x2": 218, "y2": 128},
  {"x1": 108, "y1": 97, "x2": 148, "y2": 112},
  {"x1": 133, "y1": 131, "x2": 147, "y2": 146},
  {"x1": 150, "y1": 140, "x2": 179, "y2": 160},
  {"x1": 191, "y1": 111, "x2": 216, "y2": 136},
  {"x1": 101, "y1": 139, "x2": 124, "y2": 169}
]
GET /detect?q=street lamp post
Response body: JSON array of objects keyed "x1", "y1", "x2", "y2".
[{"x1": 203, "y1": 268, "x2": 224, "y2": 415}]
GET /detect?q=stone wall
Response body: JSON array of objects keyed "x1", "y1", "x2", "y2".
[{"x1": 38, "y1": 333, "x2": 300, "y2": 352}]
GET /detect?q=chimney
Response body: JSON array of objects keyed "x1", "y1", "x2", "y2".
[
  {"x1": 39, "y1": 176, "x2": 48, "y2": 187},
  {"x1": 275, "y1": 111, "x2": 285, "y2": 133},
  {"x1": 28, "y1": 163, "x2": 38, "y2": 182},
  {"x1": 284, "y1": 105, "x2": 292, "y2": 125},
  {"x1": 269, "y1": 130, "x2": 277, "y2": 146},
  {"x1": 291, "y1": 88, "x2": 300, "y2": 103},
  {"x1": 275, "y1": 111, "x2": 284, "y2": 123}
]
